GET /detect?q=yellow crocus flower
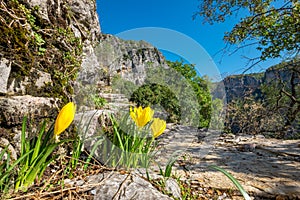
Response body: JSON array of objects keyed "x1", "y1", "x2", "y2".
[
  {"x1": 130, "y1": 106, "x2": 154, "y2": 128},
  {"x1": 151, "y1": 118, "x2": 166, "y2": 138},
  {"x1": 54, "y1": 102, "x2": 76, "y2": 136}
]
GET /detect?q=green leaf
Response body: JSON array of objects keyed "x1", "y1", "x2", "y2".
[
  {"x1": 41, "y1": 122, "x2": 54, "y2": 150},
  {"x1": 2, "y1": 149, "x2": 34, "y2": 190},
  {"x1": 209, "y1": 165, "x2": 251, "y2": 200},
  {"x1": 21, "y1": 117, "x2": 27, "y2": 156},
  {"x1": 22, "y1": 139, "x2": 71, "y2": 189},
  {"x1": 31, "y1": 121, "x2": 47, "y2": 164},
  {"x1": 84, "y1": 137, "x2": 104, "y2": 170},
  {"x1": 0, "y1": 145, "x2": 9, "y2": 161}
]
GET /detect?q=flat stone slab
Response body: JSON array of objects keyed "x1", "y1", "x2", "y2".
[
  {"x1": 86, "y1": 171, "x2": 172, "y2": 200},
  {"x1": 152, "y1": 125, "x2": 300, "y2": 198}
]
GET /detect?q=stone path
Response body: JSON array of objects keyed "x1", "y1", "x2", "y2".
[{"x1": 150, "y1": 125, "x2": 300, "y2": 199}]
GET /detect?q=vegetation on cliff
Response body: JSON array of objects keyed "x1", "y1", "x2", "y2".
[{"x1": 0, "y1": 0, "x2": 82, "y2": 102}]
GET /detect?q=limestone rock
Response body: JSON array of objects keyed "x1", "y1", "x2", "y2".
[
  {"x1": 222, "y1": 73, "x2": 263, "y2": 102},
  {"x1": 34, "y1": 69, "x2": 52, "y2": 89},
  {"x1": 87, "y1": 171, "x2": 172, "y2": 200},
  {"x1": 0, "y1": 58, "x2": 11, "y2": 94},
  {"x1": 0, "y1": 137, "x2": 17, "y2": 161},
  {"x1": 7, "y1": 68, "x2": 52, "y2": 95},
  {"x1": 165, "y1": 178, "x2": 182, "y2": 200},
  {"x1": 156, "y1": 130, "x2": 300, "y2": 198},
  {"x1": 95, "y1": 34, "x2": 167, "y2": 85},
  {"x1": 68, "y1": 0, "x2": 101, "y2": 42},
  {"x1": 25, "y1": 0, "x2": 101, "y2": 42},
  {"x1": 215, "y1": 64, "x2": 300, "y2": 103},
  {"x1": 0, "y1": 95, "x2": 59, "y2": 127},
  {"x1": 74, "y1": 109, "x2": 111, "y2": 140}
]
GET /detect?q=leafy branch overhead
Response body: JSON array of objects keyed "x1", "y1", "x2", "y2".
[{"x1": 194, "y1": 0, "x2": 300, "y2": 66}]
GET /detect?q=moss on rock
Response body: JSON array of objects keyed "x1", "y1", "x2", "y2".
[{"x1": 0, "y1": 0, "x2": 83, "y2": 103}]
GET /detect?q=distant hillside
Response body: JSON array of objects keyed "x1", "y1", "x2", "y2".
[
  {"x1": 213, "y1": 59, "x2": 300, "y2": 138},
  {"x1": 214, "y1": 60, "x2": 299, "y2": 103}
]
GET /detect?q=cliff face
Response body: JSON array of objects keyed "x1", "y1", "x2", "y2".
[
  {"x1": 264, "y1": 63, "x2": 300, "y2": 89},
  {"x1": 220, "y1": 63, "x2": 300, "y2": 102},
  {"x1": 222, "y1": 73, "x2": 263, "y2": 102},
  {"x1": 78, "y1": 34, "x2": 167, "y2": 91},
  {"x1": 0, "y1": 0, "x2": 101, "y2": 130}
]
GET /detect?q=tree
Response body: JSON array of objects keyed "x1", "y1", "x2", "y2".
[
  {"x1": 166, "y1": 60, "x2": 212, "y2": 127},
  {"x1": 194, "y1": 0, "x2": 300, "y2": 71},
  {"x1": 261, "y1": 59, "x2": 300, "y2": 138}
]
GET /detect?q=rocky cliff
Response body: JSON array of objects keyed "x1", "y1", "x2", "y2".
[
  {"x1": 0, "y1": 0, "x2": 167, "y2": 147},
  {"x1": 77, "y1": 34, "x2": 166, "y2": 93},
  {"x1": 0, "y1": 0, "x2": 100, "y2": 138},
  {"x1": 216, "y1": 61, "x2": 300, "y2": 103},
  {"x1": 222, "y1": 73, "x2": 264, "y2": 102}
]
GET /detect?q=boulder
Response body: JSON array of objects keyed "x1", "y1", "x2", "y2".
[
  {"x1": 0, "y1": 95, "x2": 59, "y2": 127},
  {"x1": 87, "y1": 171, "x2": 172, "y2": 200}
]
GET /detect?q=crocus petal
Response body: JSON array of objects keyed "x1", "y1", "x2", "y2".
[
  {"x1": 130, "y1": 107, "x2": 137, "y2": 122},
  {"x1": 151, "y1": 118, "x2": 166, "y2": 138},
  {"x1": 130, "y1": 106, "x2": 154, "y2": 128},
  {"x1": 54, "y1": 102, "x2": 76, "y2": 135}
]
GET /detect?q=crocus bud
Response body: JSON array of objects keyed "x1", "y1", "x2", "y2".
[{"x1": 54, "y1": 102, "x2": 76, "y2": 136}]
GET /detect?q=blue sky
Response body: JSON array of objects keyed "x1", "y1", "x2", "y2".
[{"x1": 96, "y1": 0, "x2": 281, "y2": 79}]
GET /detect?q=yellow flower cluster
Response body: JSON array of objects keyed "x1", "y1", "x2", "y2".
[
  {"x1": 130, "y1": 106, "x2": 154, "y2": 128},
  {"x1": 130, "y1": 106, "x2": 166, "y2": 138}
]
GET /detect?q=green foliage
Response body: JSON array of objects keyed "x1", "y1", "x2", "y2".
[
  {"x1": 0, "y1": 146, "x2": 32, "y2": 195},
  {"x1": 97, "y1": 113, "x2": 157, "y2": 169},
  {"x1": 210, "y1": 98, "x2": 225, "y2": 130},
  {"x1": 91, "y1": 94, "x2": 108, "y2": 109},
  {"x1": 158, "y1": 151, "x2": 180, "y2": 178},
  {"x1": 112, "y1": 61, "x2": 212, "y2": 127},
  {"x1": 121, "y1": 61, "x2": 212, "y2": 126},
  {"x1": 0, "y1": 108, "x2": 103, "y2": 195},
  {"x1": 15, "y1": 117, "x2": 71, "y2": 191},
  {"x1": 166, "y1": 60, "x2": 212, "y2": 127},
  {"x1": 209, "y1": 165, "x2": 251, "y2": 200},
  {"x1": 68, "y1": 134, "x2": 84, "y2": 175},
  {"x1": 195, "y1": 0, "x2": 300, "y2": 66}
]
